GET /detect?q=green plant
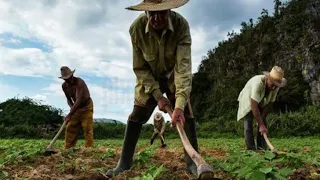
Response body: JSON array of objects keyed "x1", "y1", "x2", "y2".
[
  {"x1": 130, "y1": 164, "x2": 167, "y2": 180},
  {"x1": 134, "y1": 147, "x2": 155, "y2": 168}
]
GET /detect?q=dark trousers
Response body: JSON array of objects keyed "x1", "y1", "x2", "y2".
[
  {"x1": 151, "y1": 131, "x2": 165, "y2": 145},
  {"x1": 244, "y1": 112, "x2": 268, "y2": 150}
]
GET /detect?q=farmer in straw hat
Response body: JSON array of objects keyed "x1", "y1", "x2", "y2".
[
  {"x1": 237, "y1": 66, "x2": 287, "y2": 150},
  {"x1": 105, "y1": 0, "x2": 199, "y2": 177},
  {"x1": 59, "y1": 66, "x2": 94, "y2": 149},
  {"x1": 150, "y1": 112, "x2": 167, "y2": 148}
]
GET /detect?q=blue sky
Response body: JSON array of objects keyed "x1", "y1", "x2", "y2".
[
  {"x1": 0, "y1": 32, "x2": 53, "y2": 52},
  {"x1": 0, "y1": 0, "x2": 277, "y2": 124}
]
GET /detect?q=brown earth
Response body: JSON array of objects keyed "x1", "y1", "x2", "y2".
[
  {"x1": 2, "y1": 145, "x2": 318, "y2": 180},
  {"x1": 1, "y1": 146, "x2": 231, "y2": 180},
  {"x1": 289, "y1": 166, "x2": 320, "y2": 180}
]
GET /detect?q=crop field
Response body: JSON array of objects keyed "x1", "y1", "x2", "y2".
[{"x1": 0, "y1": 137, "x2": 320, "y2": 180}]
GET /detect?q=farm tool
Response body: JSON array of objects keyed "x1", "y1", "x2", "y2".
[
  {"x1": 43, "y1": 120, "x2": 67, "y2": 156},
  {"x1": 165, "y1": 105, "x2": 220, "y2": 180},
  {"x1": 263, "y1": 133, "x2": 287, "y2": 156},
  {"x1": 160, "y1": 134, "x2": 167, "y2": 148}
]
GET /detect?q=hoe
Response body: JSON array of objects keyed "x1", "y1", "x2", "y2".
[
  {"x1": 165, "y1": 104, "x2": 220, "y2": 180},
  {"x1": 43, "y1": 120, "x2": 66, "y2": 156},
  {"x1": 263, "y1": 133, "x2": 287, "y2": 156}
]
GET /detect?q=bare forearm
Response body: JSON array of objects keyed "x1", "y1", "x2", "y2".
[
  {"x1": 69, "y1": 101, "x2": 81, "y2": 116},
  {"x1": 251, "y1": 99, "x2": 265, "y2": 126},
  {"x1": 252, "y1": 107, "x2": 264, "y2": 126},
  {"x1": 261, "y1": 103, "x2": 273, "y2": 118}
]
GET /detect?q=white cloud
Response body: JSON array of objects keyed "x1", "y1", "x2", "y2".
[
  {"x1": 0, "y1": 83, "x2": 19, "y2": 103},
  {"x1": 0, "y1": 46, "x2": 54, "y2": 77},
  {"x1": 43, "y1": 83, "x2": 64, "y2": 97},
  {"x1": 30, "y1": 94, "x2": 48, "y2": 104}
]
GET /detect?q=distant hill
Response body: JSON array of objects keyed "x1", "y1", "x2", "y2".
[{"x1": 94, "y1": 118, "x2": 125, "y2": 124}]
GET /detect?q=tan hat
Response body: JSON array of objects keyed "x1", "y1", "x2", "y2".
[
  {"x1": 154, "y1": 112, "x2": 163, "y2": 121},
  {"x1": 125, "y1": 0, "x2": 189, "y2": 11},
  {"x1": 263, "y1": 66, "x2": 287, "y2": 87},
  {"x1": 59, "y1": 66, "x2": 75, "y2": 79}
]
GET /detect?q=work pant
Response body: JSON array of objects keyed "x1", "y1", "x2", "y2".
[
  {"x1": 64, "y1": 99, "x2": 94, "y2": 149},
  {"x1": 244, "y1": 111, "x2": 267, "y2": 150},
  {"x1": 151, "y1": 131, "x2": 166, "y2": 145}
]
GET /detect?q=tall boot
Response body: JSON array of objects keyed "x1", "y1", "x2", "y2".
[
  {"x1": 105, "y1": 120, "x2": 142, "y2": 177},
  {"x1": 183, "y1": 118, "x2": 198, "y2": 176}
]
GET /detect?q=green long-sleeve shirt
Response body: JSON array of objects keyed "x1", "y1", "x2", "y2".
[{"x1": 129, "y1": 10, "x2": 192, "y2": 110}]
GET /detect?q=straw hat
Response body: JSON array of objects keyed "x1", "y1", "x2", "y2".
[
  {"x1": 59, "y1": 66, "x2": 75, "y2": 79},
  {"x1": 263, "y1": 66, "x2": 287, "y2": 87},
  {"x1": 154, "y1": 112, "x2": 163, "y2": 121},
  {"x1": 125, "y1": 0, "x2": 189, "y2": 11}
]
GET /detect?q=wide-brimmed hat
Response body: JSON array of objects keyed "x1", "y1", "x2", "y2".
[
  {"x1": 125, "y1": 0, "x2": 189, "y2": 11},
  {"x1": 59, "y1": 66, "x2": 75, "y2": 79},
  {"x1": 263, "y1": 66, "x2": 287, "y2": 88},
  {"x1": 154, "y1": 112, "x2": 163, "y2": 121}
]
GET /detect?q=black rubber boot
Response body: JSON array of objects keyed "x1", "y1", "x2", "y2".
[
  {"x1": 183, "y1": 118, "x2": 198, "y2": 176},
  {"x1": 105, "y1": 120, "x2": 142, "y2": 177}
]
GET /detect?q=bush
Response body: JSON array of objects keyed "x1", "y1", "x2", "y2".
[{"x1": 0, "y1": 97, "x2": 63, "y2": 126}]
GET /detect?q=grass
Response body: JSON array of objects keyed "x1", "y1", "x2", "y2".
[{"x1": 0, "y1": 137, "x2": 319, "y2": 179}]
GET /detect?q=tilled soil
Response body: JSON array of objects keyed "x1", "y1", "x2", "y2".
[
  {"x1": 1, "y1": 145, "x2": 230, "y2": 180},
  {"x1": 1, "y1": 145, "x2": 319, "y2": 180}
]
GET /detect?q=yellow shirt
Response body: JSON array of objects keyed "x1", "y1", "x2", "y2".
[
  {"x1": 237, "y1": 75, "x2": 279, "y2": 121},
  {"x1": 129, "y1": 11, "x2": 192, "y2": 110}
]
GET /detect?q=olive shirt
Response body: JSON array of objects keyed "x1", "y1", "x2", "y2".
[
  {"x1": 237, "y1": 75, "x2": 279, "y2": 121},
  {"x1": 129, "y1": 11, "x2": 192, "y2": 110}
]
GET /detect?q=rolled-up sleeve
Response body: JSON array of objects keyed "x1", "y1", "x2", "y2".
[
  {"x1": 174, "y1": 21, "x2": 192, "y2": 110},
  {"x1": 131, "y1": 30, "x2": 163, "y2": 101}
]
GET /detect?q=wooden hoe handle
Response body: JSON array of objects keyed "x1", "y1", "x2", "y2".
[
  {"x1": 165, "y1": 106, "x2": 215, "y2": 179},
  {"x1": 263, "y1": 133, "x2": 276, "y2": 153},
  {"x1": 46, "y1": 120, "x2": 67, "y2": 150}
]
